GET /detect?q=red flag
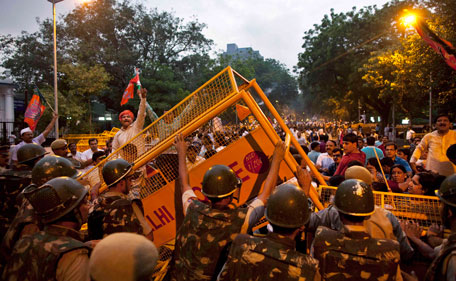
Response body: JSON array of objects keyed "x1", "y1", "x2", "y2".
[
  {"x1": 24, "y1": 88, "x2": 46, "y2": 131},
  {"x1": 414, "y1": 19, "x2": 456, "y2": 71},
  {"x1": 121, "y1": 68, "x2": 142, "y2": 105}
]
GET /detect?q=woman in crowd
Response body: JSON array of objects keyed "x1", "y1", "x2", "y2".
[{"x1": 390, "y1": 164, "x2": 410, "y2": 193}]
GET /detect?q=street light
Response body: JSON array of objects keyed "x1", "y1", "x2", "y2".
[{"x1": 47, "y1": 0, "x2": 64, "y2": 138}]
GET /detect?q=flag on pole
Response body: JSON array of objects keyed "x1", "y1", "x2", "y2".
[
  {"x1": 235, "y1": 104, "x2": 251, "y2": 121},
  {"x1": 414, "y1": 19, "x2": 456, "y2": 71},
  {"x1": 24, "y1": 87, "x2": 46, "y2": 131},
  {"x1": 121, "y1": 68, "x2": 142, "y2": 105}
]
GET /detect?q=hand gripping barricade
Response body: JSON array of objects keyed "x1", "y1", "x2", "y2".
[{"x1": 79, "y1": 67, "x2": 326, "y2": 279}]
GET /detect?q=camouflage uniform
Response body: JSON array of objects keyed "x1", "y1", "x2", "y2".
[
  {"x1": 169, "y1": 199, "x2": 249, "y2": 281},
  {"x1": 87, "y1": 191, "x2": 143, "y2": 240},
  {"x1": 425, "y1": 233, "x2": 456, "y2": 281},
  {"x1": 2, "y1": 224, "x2": 90, "y2": 281},
  {"x1": 217, "y1": 232, "x2": 320, "y2": 281},
  {"x1": 0, "y1": 170, "x2": 34, "y2": 270},
  {"x1": 312, "y1": 225, "x2": 401, "y2": 281},
  {"x1": 307, "y1": 205, "x2": 414, "y2": 261}
]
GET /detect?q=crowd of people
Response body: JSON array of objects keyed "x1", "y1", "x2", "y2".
[{"x1": 0, "y1": 86, "x2": 455, "y2": 281}]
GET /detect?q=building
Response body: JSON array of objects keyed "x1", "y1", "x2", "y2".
[
  {"x1": 0, "y1": 72, "x2": 15, "y2": 143},
  {"x1": 224, "y1": 43, "x2": 263, "y2": 60}
]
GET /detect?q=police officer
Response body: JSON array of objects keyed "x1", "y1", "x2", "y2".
[
  {"x1": 88, "y1": 159, "x2": 153, "y2": 240},
  {"x1": 307, "y1": 165, "x2": 414, "y2": 261},
  {"x1": 425, "y1": 174, "x2": 456, "y2": 280},
  {"x1": 168, "y1": 134, "x2": 286, "y2": 280},
  {"x1": 2, "y1": 177, "x2": 91, "y2": 281},
  {"x1": 89, "y1": 233, "x2": 159, "y2": 281},
  {"x1": 0, "y1": 143, "x2": 46, "y2": 247},
  {"x1": 217, "y1": 184, "x2": 321, "y2": 281},
  {"x1": 311, "y1": 179, "x2": 401, "y2": 280},
  {"x1": 1, "y1": 156, "x2": 81, "y2": 268}
]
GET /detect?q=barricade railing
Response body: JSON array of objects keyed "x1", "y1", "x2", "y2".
[
  {"x1": 318, "y1": 185, "x2": 442, "y2": 228},
  {"x1": 79, "y1": 67, "x2": 326, "y2": 261}
]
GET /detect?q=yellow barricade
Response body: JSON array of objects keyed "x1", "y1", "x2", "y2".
[
  {"x1": 80, "y1": 66, "x2": 325, "y2": 248},
  {"x1": 318, "y1": 185, "x2": 442, "y2": 227}
]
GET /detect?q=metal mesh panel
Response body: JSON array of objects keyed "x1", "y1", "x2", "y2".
[
  {"x1": 133, "y1": 99, "x2": 256, "y2": 200},
  {"x1": 318, "y1": 185, "x2": 442, "y2": 228},
  {"x1": 81, "y1": 68, "x2": 236, "y2": 181}
]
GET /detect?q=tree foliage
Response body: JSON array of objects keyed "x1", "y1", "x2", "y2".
[{"x1": 297, "y1": 0, "x2": 456, "y2": 124}]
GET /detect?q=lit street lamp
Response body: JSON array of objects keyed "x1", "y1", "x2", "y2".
[{"x1": 47, "y1": 0, "x2": 64, "y2": 138}]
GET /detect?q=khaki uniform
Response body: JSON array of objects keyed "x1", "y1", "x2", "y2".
[
  {"x1": 169, "y1": 199, "x2": 249, "y2": 281},
  {"x1": 87, "y1": 191, "x2": 143, "y2": 240},
  {"x1": 425, "y1": 233, "x2": 456, "y2": 281},
  {"x1": 217, "y1": 232, "x2": 320, "y2": 281},
  {"x1": 312, "y1": 225, "x2": 401, "y2": 281},
  {"x1": 2, "y1": 224, "x2": 90, "y2": 281}
]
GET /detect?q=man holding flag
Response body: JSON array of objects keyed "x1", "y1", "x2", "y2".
[
  {"x1": 10, "y1": 87, "x2": 58, "y2": 167},
  {"x1": 112, "y1": 68, "x2": 147, "y2": 153}
]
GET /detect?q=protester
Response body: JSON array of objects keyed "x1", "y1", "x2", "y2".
[
  {"x1": 334, "y1": 133, "x2": 366, "y2": 176},
  {"x1": 410, "y1": 114, "x2": 456, "y2": 176},
  {"x1": 10, "y1": 113, "x2": 58, "y2": 166}
]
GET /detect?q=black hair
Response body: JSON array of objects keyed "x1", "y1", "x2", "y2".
[
  {"x1": 88, "y1": 138, "x2": 98, "y2": 145},
  {"x1": 327, "y1": 140, "x2": 337, "y2": 146},
  {"x1": 343, "y1": 133, "x2": 357, "y2": 143},
  {"x1": 366, "y1": 136, "x2": 375, "y2": 146},
  {"x1": 292, "y1": 154, "x2": 303, "y2": 165},
  {"x1": 417, "y1": 172, "x2": 436, "y2": 196},
  {"x1": 385, "y1": 142, "x2": 397, "y2": 150},
  {"x1": 390, "y1": 164, "x2": 406, "y2": 178},
  {"x1": 380, "y1": 157, "x2": 394, "y2": 167},
  {"x1": 329, "y1": 175, "x2": 345, "y2": 187},
  {"x1": 367, "y1": 157, "x2": 381, "y2": 172},
  {"x1": 434, "y1": 113, "x2": 451, "y2": 123},
  {"x1": 310, "y1": 142, "x2": 320, "y2": 150},
  {"x1": 301, "y1": 145, "x2": 310, "y2": 154},
  {"x1": 92, "y1": 151, "x2": 106, "y2": 162},
  {"x1": 347, "y1": 160, "x2": 363, "y2": 168},
  {"x1": 332, "y1": 148, "x2": 342, "y2": 155}
]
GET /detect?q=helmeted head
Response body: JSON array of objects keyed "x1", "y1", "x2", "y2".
[
  {"x1": 32, "y1": 156, "x2": 82, "y2": 186},
  {"x1": 202, "y1": 165, "x2": 241, "y2": 198},
  {"x1": 265, "y1": 184, "x2": 310, "y2": 228},
  {"x1": 22, "y1": 177, "x2": 88, "y2": 225},
  {"x1": 436, "y1": 175, "x2": 456, "y2": 208},
  {"x1": 51, "y1": 139, "x2": 68, "y2": 157},
  {"x1": 17, "y1": 143, "x2": 48, "y2": 167},
  {"x1": 334, "y1": 179, "x2": 375, "y2": 216},
  {"x1": 89, "y1": 233, "x2": 159, "y2": 281},
  {"x1": 102, "y1": 159, "x2": 132, "y2": 187},
  {"x1": 344, "y1": 166, "x2": 373, "y2": 186}
]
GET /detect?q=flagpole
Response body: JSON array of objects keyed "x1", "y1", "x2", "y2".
[{"x1": 51, "y1": 0, "x2": 61, "y2": 138}]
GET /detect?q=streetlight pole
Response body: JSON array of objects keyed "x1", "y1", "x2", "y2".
[{"x1": 48, "y1": 0, "x2": 64, "y2": 138}]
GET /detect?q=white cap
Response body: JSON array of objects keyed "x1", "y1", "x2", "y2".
[{"x1": 20, "y1": 127, "x2": 33, "y2": 135}]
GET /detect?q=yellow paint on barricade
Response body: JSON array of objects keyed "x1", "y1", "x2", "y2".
[
  {"x1": 81, "y1": 66, "x2": 325, "y2": 249},
  {"x1": 318, "y1": 185, "x2": 442, "y2": 227},
  {"x1": 142, "y1": 128, "x2": 295, "y2": 246}
]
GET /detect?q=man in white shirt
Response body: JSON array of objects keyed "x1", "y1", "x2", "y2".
[
  {"x1": 406, "y1": 127, "x2": 415, "y2": 144},
  {"x1": 411, "y1": 114, "x2": 456, "y2": 176},
  {"x1": 10, "y1": 113, "x2": 58, "y2": 166},
  {"x1": 81, "y1": 138, "x2": 104, "y2": 170},
  {"x1": 316, "y1": 140, "x2": 336, "y2": 173},
  {"x1": 112, "y1": 88, "x2": 147, "y2": 153}
]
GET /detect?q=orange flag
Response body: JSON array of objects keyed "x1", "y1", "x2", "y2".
[{"x1": 236, "y1": 104, "x2": 251, "y2": 121}]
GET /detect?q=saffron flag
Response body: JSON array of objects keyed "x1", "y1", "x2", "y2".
[
  {"x1": 414, "y1": 19, "x2": 456, "y2": 71},
  {"x1": 24, "y1": 88, "x2": 46, "y2": 131},
  {"x1": 236, "y1": 104, "x2": 251, "y2": 121},
  {"x1": 121, "y1": 68, "x2": 142, "y2": 105}
]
